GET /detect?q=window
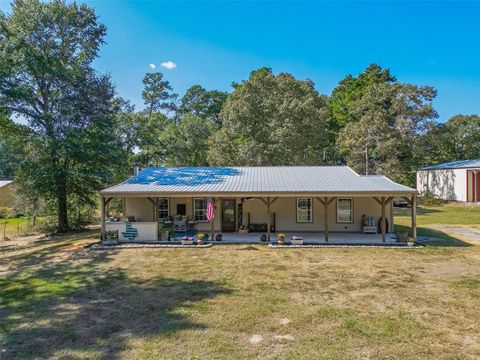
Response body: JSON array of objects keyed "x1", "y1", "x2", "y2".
[
  {"x1": 157, "y1": 198, "x2": 169, "y2": 219},
  {"x1": 337, "y1": 198, "x2": 353, "y2": 223},
  {"x1": 296, "y1": 198, "x2": 313, "y2": 223},
  {"x1": 194, "y1": 198, "x2": 208, "y2": 221}
]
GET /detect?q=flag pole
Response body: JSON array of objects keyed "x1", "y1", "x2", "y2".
[{"x1": 208, "y1": 197, "x2": 215, "y2": 242}]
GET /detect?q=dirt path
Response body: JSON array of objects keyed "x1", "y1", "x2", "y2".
[{"x1": 432, "y1": 225, "x2": 480, "y2": 242}]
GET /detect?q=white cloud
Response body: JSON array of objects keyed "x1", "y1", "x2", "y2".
[
  {"x1": 148, "y1": 63, "x2": 156, "y2": 69},
  {"x1": 161, "y1": 61, "x2": 177, "y2": 70}
]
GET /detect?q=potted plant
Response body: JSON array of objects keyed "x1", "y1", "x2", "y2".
[
  {"x1": 277, "y1": 233, "x2": 285, "y2": 245},
  {"x1": 291, "y1": 235, "x2": 303, "y2": 245},
  {"x1": 181, "y1": 236, "x2": 194, "y2": 245},
  {"x1": 197, "y1": 232, "x2": 206, "y2": 245},
  {"x1": 407, "y1": 237, "x2": 415, "y2": 247},
  {"x1": 159, "y1": 225, "x2": 170, "y2": 241},
  {"x1": 102, "y1": 230, "x2": 119, "y2": 246}
]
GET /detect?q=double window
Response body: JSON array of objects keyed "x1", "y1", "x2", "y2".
[
  {"x1": 194, "y1": 198, "x2": 208, "y2": 221},
  {"x1": 296, "y1": 198, "x2": 313, "y2": 223},
  {"x1": 157, "y1": 198, "x2": 169, "y2": 219},
  {"x1": 337, "y1": 198, "x2": 353, "y2": 223}
]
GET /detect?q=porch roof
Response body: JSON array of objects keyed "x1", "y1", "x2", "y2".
[
  {"x1": 0, "y1": 180, "x2": 13, "y2": 188},
  {"x1": 100, "y1": 166, "x2": 416, "y2": 197},
  {"x1": 418, "y1": 159, "x2": 480, "y2": 170}
]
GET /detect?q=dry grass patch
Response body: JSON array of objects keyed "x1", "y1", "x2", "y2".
[{"x1": 1, "y1": 235, "x2": 480, "y2": 359}]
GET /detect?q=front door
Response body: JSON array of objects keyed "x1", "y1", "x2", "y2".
[{"x1": 222, "y1": 199, "x2": 236, "y2": 231}]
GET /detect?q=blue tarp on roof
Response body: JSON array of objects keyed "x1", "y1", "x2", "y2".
[
  {"x1": 101, "y1": 166, "x2": 416, "y2": 195},
  {"x1": 419, "y1": 160, "x2": 480, "y2": 171}
]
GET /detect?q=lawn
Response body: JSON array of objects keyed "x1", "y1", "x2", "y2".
[
  {"x1": 1, "y1": 217, "x2": 34, "y2": 240},
  {"x1": 395, "y1": 202, "x2": 480, "y2": 246},
  {"x1": 1, "y1": 225, "x2": 480, "y2": 359}
]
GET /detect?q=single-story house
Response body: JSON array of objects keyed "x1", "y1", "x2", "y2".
[
  {"x1": 100, "y1": 166, "x2": 417, "y2": 243},
  {"x1": 0, "y1": 180, "x2": 15, "y2": 208},
  {"x1": 417, "y1": 160, "x2": 480, "y2": 202}
]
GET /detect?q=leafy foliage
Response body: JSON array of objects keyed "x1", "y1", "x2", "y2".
[
  {"x1": 0, "y1": 1, "x2": 477, "y2": 232},
  {"x1": 0, "y1": 0, "x2": 120, "y2": 231},
  {"x1": 207, "y1": 67, "x2": 329, "y2": 165}
]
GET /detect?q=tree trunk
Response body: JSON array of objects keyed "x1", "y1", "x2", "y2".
[{"x1": 56, "y1": 174, "x2": 69, "y2": 232}]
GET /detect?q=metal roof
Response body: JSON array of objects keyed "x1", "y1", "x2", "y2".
[
  {"x1": 418, "y1": 159, "x2": 480, "y2": 171},
  {"x1": 0, "y1": 180, "x2": 13, "y2": 188},
  {"x1": 101, "y1": 166, "x2": 416, "y2": 196}
]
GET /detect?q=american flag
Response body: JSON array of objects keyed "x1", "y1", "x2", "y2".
[{"x1": 206, "y1": 197, "x2": 215, "y2": 222}]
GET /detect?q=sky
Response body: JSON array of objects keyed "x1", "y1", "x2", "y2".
[{"x1": 1, "y1": 1, "x2": 480, "y2": 121}]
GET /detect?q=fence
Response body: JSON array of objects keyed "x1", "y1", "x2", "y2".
[{"x1": 1, "y1": 217, "x2": 50, "y2": 241}]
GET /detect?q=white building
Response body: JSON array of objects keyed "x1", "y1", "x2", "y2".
[{"x1": 416, "y1": 160, "x2": 480, "y2": 202}]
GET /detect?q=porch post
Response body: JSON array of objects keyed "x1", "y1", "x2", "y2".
[
  {"x1": 324, "y1": 197, "x2": 329, "y2": 242},
  {"x1": 100, "y1": 195, "x2": 106, "y2": 239},
  {"x1": 381, "y1": 196, "x2": 386, "y2": 242},
  {"x1": 412, "y1": 194, "x2": 417, "y2": 241},
  {"x1": 267, "y1": 196, "x2": 271, "y2": 241}
]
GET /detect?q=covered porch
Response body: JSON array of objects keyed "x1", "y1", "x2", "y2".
[
  {"x1": 99, "y1": 166, "x2": 418, "y2": 245},
  {"x1": 218, "y1": 231, "x2": 397, "y2": 244}
]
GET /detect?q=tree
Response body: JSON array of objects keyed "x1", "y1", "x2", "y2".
[
  {"x1": 178, "y1": 85, "x2": 228, "y2": 123},
  {"x1": 142, "y1": 72, "x2": 177, "y2": 116},
  {"x1": 337, "y1": 82, "x2": 437, "y2": 185},
  {"x1": 161, "y1": 114, "x2": 215, "y2": 166},
  {"x1": 207, "y1": 67, "x2": 328, "y2": 165},
  {"x1": 0, "y1": 134, "x2": 21, "y2": 179},
  {"x1": 443, "y1": 115, "x2": 480, "y2": 160},
  {"x1": 329, "y1": 64, "x2": 396, "y2": 128},
  {"x1": 0, "y1": 0, "x2": 118, "y2": 231}
]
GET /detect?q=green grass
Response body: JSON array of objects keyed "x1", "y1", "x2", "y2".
[
  {"x1": 0, "y1": 216, "x2": 47, "y2": 239},
  {"x1": 394, "y1": 202, "x2": 479, "y2": 245},
  {"x1": 1, "y1": 231, "x2": 480, "y2": 359}
]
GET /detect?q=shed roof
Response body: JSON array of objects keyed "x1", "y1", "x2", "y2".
[
  {"x1": 101, "y1": 166, "x2": 416, "y2": 196},
  {"x1": 0, "y1": 180, "x2": 13, "y2": 188},
  {"x1": 418, "y1": 159, "x2": 480, "y2": 171}
]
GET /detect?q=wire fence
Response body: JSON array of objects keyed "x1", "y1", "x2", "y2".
[{"x1": 0, "y1": 217, "x2": 50, "y2": 241}]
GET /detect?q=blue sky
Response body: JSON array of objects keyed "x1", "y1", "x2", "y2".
[{"x1": 1, "y1": 1, "x2": 480, "y2": 121}]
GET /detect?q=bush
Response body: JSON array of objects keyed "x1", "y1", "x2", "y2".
[{"x1": 0, "y1": 207, "x2": 14, "y2": 219}]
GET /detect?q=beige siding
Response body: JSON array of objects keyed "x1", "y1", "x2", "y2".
[
  {"x1": 124, "y1": 196, "x2": 393, "y2": 233},
  {"x1": 243, "y1": 197, "x2": 392, "y2": 232},
  {"x1": 125, "y1": 197, "x2": 154, "y2": 222}
]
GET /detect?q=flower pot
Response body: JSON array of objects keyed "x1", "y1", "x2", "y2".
[
  {"x1": 291, "y1": 239, "x2": 303, "y2": 245},
  {"x1": 215, "y1": 234, "x2": 223, "y2": 241},
  {"x1": 181, "y1": 236, "x2": 194, "y2": 245},
  {"x1": 407, "y1": 241, "x2": 414, "y2": 247},
  {"x1": 197, "y1": 238, "x2": 205, "y2": 245},
  {"x1": 102, "y1": 239, "x2": 119, "y2": 246},
  {"x1": 260, "y1": 234, "x2": 267, "y2": 242},
  {"x1": 278, "y1": 239, "x2": 285, "y2": 245},
  {"x1": 161, "y1": 231, "x2": 169, "y2": 241},
  {"x1": 291, "y1": 236, "x2": 304, "y2": 245}
]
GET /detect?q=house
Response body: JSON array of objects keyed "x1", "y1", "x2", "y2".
[
  {"x1": 0, "y1": 180, "x2": 15, "y2": 208},
  {"x1": 100, "y1": 166, "x2": 417, "y2": 243},
  {"x1": 417, "y1": 160, "x2": 480, "y2": 202}
]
